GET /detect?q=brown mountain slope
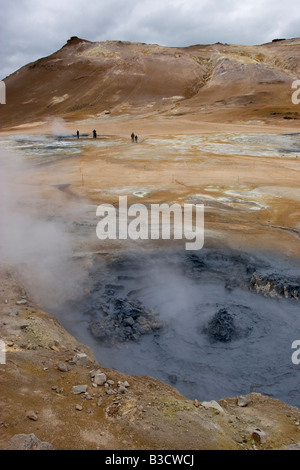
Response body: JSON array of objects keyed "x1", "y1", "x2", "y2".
[{"x1": 1, "y1": 36, "x2": 300, "y2": 128}]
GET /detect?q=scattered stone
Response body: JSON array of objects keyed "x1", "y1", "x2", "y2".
[
  {"x1": 123, "y1": 381, "x2": 130, "y2": 388},
  {"x1": 97, "y1": 397, "x2": 103, "y2": 407},
  {"x1": 52, "y1": 386, "x2": 58, "y2": 391},
  {"x1": 201, "y1": 400, "x2": 225, "y2": 414},
  {"x1": 5, "y1": 433, "x2": 53, "y2": 450},
  {"x1": 72, "y1": 353, "x2": 91, "y2": 366},
  {"x1": 4, "y1": 299, "x2": 8, "y2": 304},
  {"x1": 26, "y1": 411, "x2": 38, "y2": 421},
  {"x1": 237, "y1": 396, "x2": 251, "y2": 407},
  {"x1": 20, "y1": 324, "x2": 29, "y2": 330},
  {"x1": 16, "y1": 299, "x2": 27, "y2": 305},
  {"x1": 9, "y1": 309, "x2": 19, "y2": 317},
  {"x1": 75, "y1": 404, "x2": 83, "y2": 411},
  {"x1": 50, "y1": 344, "x2": 60, "y2": 352},
  {"x1": 193, "y1": 399, "x2": 200, "y2": 408},
  {"x1": 57, "y1": 362, "x2": 70, "y2": 372},
  {"x1": 107, "y1": 379, "x2": 115, "y2": 385},
  {"x1": 93, "y1": 371, "x2": 107, "y2": 386},
  {"x1": 84, "y1": 394, "x2": 93, "y2": 400},
  {"x1": 72, "y1": 385, "x2": 88, "y2": 395},
  {"x1": 118, "y1": 385, "x2": 128, "y2": 394},
  {"x1": 106, "y1": 387, "x2": 117, "y2": 395},
  {"x1": 7, "y1": 342, "x2": 14, "y2": 347},
  {"x1": 252, "y1": 428, "x2": 267, "y2": 445}
]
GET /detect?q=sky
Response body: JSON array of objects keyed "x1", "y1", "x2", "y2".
[{"x1": 0, "y1": 0, "x2": 299, "y2": 79}]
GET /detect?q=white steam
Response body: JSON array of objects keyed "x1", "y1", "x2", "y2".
[{"x1": 0, "y1": 145, "x2": 84, "y2": 309}]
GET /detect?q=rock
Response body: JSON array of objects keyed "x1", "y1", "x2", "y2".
[
  {"x1": 72, "y1": 385, "x2": 88, "y2": 395},
  {"x1": 93, "y1": 371, "x2": 107, "y2": 386},
  {"x1": 5, "y1": 433, "x2": 53, "y2": 450},
  {"x1": 201, "y1": 400, "x2": 225, "y2": 414},
  {"x1": 72, "y1": 353, "x2": 91, "y2": 366},
  {"x1": 26, "y1": 411, "x2": 38, "y2": 421},
  {"x1": 57, "y1": 362, "x2": 70, "y2": 372},
  {"x1": 97, "y1": 396, "x2": 103, "y2": 407},
  {"x1": 237, "y1": 396, "x2": 251, "y2": 407},
  {"x1": 118, "y1": 385, "x2": 128, "y2": 394},
  {"x1": 123, "y1": 381, "x2": 130, "y2": 388},
  {"x1": 75, "y1": 404, "x2": 83, "y2": 411},
  {"x1": 252, "y1": 428, "x2": 267, "y2": 444},
  {"x1": 193, "y1": 399, "x2": 200, "y2": 407},
  {"x1": 107, "y1": 379, "x2": 115, "y2": 385},
  {"x1": 16, "y1": 299, "x2": 27, "y2": 305},
  {"x1": 9, "y1": 309, "x2": 19, "y2": 316}
]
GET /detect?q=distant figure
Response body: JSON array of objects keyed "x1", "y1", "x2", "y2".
[
  {"x1": 135, "y1": 135, "x2": 138, "y2": 143},
  {"x1": 76, "y1": 130, "x2": 79, "y2": 139},
  {"x1": 93, "y1": 129, "x2": 97, "y2": 138},
  {"x1": 131, "y1": 132, "x2": 135, "y2": 142}
]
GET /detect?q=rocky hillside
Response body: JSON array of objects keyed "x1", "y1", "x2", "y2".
[{"x1": 1, "y1": 36, "x2": 300, "y2": 128}]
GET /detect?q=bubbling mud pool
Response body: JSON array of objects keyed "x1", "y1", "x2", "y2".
[{"x1": 56, "y1": 247, "x2": 300, "y2": 408}]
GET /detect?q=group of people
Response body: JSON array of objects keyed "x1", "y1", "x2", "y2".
[
  {"x1": 131, "y1": 132, "x2": 138, "y2": 143},
  {"x1": 76, "y1": 130, "x2": 97, "y2": 139},
  {"x1": 75, "y1": 130, "x2": 139, "y2": 142}
]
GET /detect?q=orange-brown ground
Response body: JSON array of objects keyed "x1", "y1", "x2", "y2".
[{"x1": 1, "y1": 37, "x2": 300, "y2": 450}]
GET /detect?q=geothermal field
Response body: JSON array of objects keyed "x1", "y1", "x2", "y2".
[{"x1": 0, "y1": 37, "x2": 300, "y2": 450}]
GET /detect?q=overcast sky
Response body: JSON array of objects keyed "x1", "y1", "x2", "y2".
[{"x1": 1, "y1": 0, "x2": 299, "y2": 79}]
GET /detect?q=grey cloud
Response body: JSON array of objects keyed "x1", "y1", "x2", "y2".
[{"x1": 1, "y1": 0, "x2": 299, "y2": 79}]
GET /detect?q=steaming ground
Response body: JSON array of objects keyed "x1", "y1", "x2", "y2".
[
  {"x1": 57, "y1": 247, "x2": 300, "y2": 408},
  {"x1": 1, "y1": 131, "x2": 300, "y2": 409}
]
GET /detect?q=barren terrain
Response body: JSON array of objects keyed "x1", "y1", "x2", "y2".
[{"x1": 0, "y1": 37, "x2": 300, "y2": 450}]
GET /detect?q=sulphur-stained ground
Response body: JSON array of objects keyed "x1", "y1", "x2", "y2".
[
  {"x1": 1, "y1": 36, "x2": 300, "y2": 448},
  {"x1": 0, "y1": 267, "x2": 300, "y2": 450}
]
